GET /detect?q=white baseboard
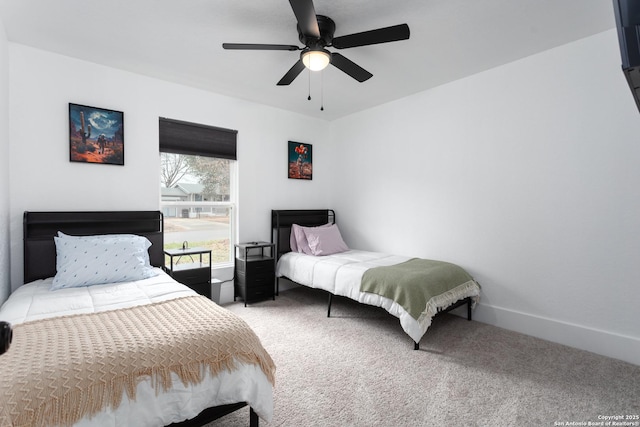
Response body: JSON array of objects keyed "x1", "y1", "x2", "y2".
[{"x1": 465, "y1": 302, "x2": 640, "y2": 367}]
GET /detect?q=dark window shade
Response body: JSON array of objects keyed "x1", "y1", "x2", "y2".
[{"x1": 159, "y1": 117, "x2": 237, "y2": 160}]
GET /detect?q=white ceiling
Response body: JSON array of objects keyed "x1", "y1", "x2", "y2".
[{"x1": 0, "y1": 0, "x2": 616, "y2": 121}]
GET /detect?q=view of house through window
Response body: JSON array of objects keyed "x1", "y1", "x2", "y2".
[{"x1": 160, "y1": 152, "x2": 234, "y2": 266}]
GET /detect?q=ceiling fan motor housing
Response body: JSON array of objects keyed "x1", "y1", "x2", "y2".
[{"x1": 298, "y1": 15, "x2": 336, "y2": 48}]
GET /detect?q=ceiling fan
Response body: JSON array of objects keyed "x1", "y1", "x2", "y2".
[{"x1": 222, "y1": 0, "x2": 410, "y2": 86}]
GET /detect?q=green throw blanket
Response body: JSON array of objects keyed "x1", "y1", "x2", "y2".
[{"x1": 360, "y1": 258, "x2": 479, "y2": 321}]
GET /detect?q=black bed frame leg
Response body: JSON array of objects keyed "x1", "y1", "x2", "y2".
[
  {"x1": 250, "y1": 407, "x2": 259, "y2": 427},
  {"x1": 414, "y1": 341, "x2": 419, "y2": 350},
  {"x1": 467, "y1": 297, "x2": 472, "y2": 321},
  {"x1": 327, "y1": 293, "x2": 333, "y2": 317}
]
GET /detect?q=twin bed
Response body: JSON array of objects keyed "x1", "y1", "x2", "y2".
[
  {"x1": 0, "y1": 211, "x2": 274, "y2": 427},
  {"x1": 272, "y1": 209, "x2": 481, "y2": 350}
]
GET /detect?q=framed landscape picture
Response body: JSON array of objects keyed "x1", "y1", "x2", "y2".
[
  {"x1": 288, "y1": 141, "x2": 312, "y2": 180},
  {"x1": 69, "y1": 103, "x2": 124, "y2": 165}
]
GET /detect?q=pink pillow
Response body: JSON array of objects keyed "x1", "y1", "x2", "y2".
[
  {"x1": 291, "y1": 223, "x2": 331, "y2": 254},
  {"x1": 303, "y1": 224, "x2": 349, "y2": 256},
  {"x1": 290, "y1": 225, "x2": 300, "y2": 252}
]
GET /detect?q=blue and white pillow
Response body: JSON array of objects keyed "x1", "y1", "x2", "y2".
[
  {"x1": 56, "y1": 232, "x2": 152, "y2": 269},
  {"x1": 51, "y1": 233, "x2": 159, "y2": 290}
]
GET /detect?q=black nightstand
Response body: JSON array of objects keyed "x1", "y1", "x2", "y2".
[
  {"x1": 164, "y1": 247, "x2": 212, "y2": 299},
  {"x1": 234, "y1": 242, "x2": 275, "y2": 306}
]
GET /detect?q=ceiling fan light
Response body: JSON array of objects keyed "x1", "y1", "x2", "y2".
[{"x1": 302, "y1": 49, "x2": 331, "y2": 71}]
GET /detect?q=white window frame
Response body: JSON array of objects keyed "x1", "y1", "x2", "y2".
[{"x1": 160, "y1": 158, "x2": 237, "y2": 269}]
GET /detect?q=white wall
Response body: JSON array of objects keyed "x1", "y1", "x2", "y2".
[
  {"x1": 8, "y1": 44, "x2": 332, "y2": 291},
  {"x1": 0, "y1": 16, "x2": 10, "y2": 305},
  {"x1": 330, "y1": 30, "x2": 640, "y2": 366}
]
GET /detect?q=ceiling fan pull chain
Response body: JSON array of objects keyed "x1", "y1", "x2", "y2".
[
  {"x1": 320, "y1": 70, "x2": 324, "y2": 111},
  {"x1": 307, "y1": 68, "x2": 311, "y2": 101}
]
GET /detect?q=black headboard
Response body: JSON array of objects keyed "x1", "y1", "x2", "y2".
[
  {"x1": 23, "y1": 211, "x2": 164, "y2": 284},
  {"x1": 271, "y1": 209, "x2": 335, "y2": 260}
]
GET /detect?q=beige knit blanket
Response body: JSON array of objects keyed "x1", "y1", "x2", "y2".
[{"x1": 0, "y1": 296, "x2": 276, "y2": 427}]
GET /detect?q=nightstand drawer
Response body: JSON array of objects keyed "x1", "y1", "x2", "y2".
[
  {"x1": 246, "y1": 274, "x2": 276, "y2": 289},
  {"x1": 237, "y1": 267, "x2": 274, "y2": 281},
  {"x1": 247, "y1": 259, "x2": 273, "y2": 272},
  {"x1": 171, "y1": 266, "x2": 210, "y2": 286},
  {"x1": 235, "y1": 259, "x2": 273, "y2": 274},
  {"x1": 235, "y1": 273, "x2": 273, "y2": 286},
  {"x1": 245, "y1": 284, "x2": 273, "y2": 300}
]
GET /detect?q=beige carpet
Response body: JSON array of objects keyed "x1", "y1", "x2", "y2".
[{"x1": 206, "y1": 286, "x2": 640, "y2": 427}]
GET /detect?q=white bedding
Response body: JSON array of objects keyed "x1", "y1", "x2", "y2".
[
  {"x1": 276, "y1": 250, "x2": 480, "y2": 343},
  {"x1": 0, "y1": 268, "x2": 274, "y2": 426}
]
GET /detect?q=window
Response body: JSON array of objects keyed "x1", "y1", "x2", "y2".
[{"x1": 159, "y1": 118, "x2": 237, "y2": 266}]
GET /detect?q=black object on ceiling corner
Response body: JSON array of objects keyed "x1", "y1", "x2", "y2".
[{"x1": 613, "y1": 0, "x2": 640, "y2": 113}]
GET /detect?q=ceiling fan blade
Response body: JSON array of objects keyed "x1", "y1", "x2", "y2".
[
  {"x1": 332, "y1": 24, "x2": 410, "y2": 49},
  {"x1": 330, "y1": 53, "x2": 372, "y2": 82},
  {"x1": 277, "y1": 60, "x2": 306, "y2": 85},
  {"x1": 222, "y1": 43, "x2": 300, "y2": 51},
  {"x1": 289, "y1": 0, "x2": 320, "y2": 38}
]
